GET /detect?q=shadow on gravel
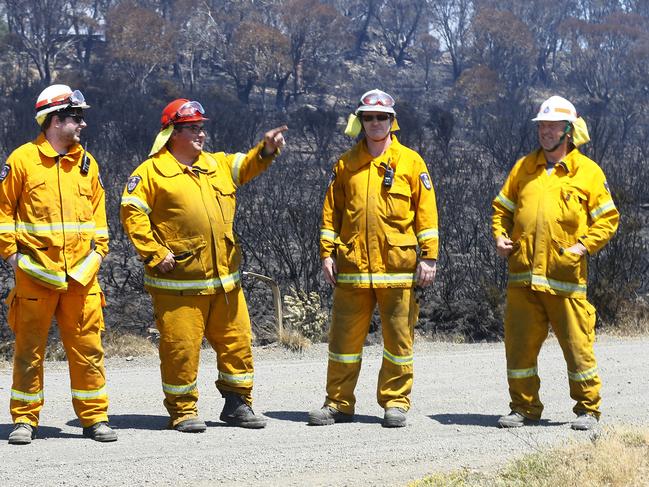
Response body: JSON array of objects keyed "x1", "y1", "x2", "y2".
[
  {"x1": 66, "y1": 414, "x2": 169, "y2": 430},
  {"x1": 430, "y1": 413, "x2": 501, "y2": 427},
  {"x1": 264, "y1": 410, "x2": 382, "y2": 424},
  {"x1": 0, "y1": 422, "x2": 80, "y2": 439},
  {"x1": 429, "y1": 414, "x2": 565, "y2": 427}
]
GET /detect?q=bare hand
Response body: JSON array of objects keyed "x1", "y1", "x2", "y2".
[
  {"x1": 564, "y1": 242, "x2": 587, "y2": 256},
  {"x1": 6, "y1": 253, "x2": 18, "y2": 271},
  {"x1": 415, "y1": 259, "x2": 437, "y2": 287},
  {"x1": 156, "y1": 251, "x2": 176, "y2": 273},
  {"x1": 262, "y1": 125, "x2": 288, "y2": 156},
  {"x1": 322, "y1": 256, "x2": 337, "y2": 285},
  {"x1": 496, "y1": 236, "x2": 514, "y2": 257}
]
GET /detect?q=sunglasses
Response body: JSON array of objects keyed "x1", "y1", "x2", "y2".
[
  {"x1": 60, "y1": 113, "x2": 85, "y2": 124},
  {"x1": 361, "y1": 114, "x2": 391, "y2": 122},
  {"x1": 178, "y1": 124, "x2": 205, "y2": 135}
]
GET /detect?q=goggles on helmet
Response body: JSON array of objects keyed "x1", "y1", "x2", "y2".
[
  {"x1": 174, "y1": 101, "x2": 205, "y2": 122},
  {"x1": 68, "y1": 90, "x2": 86, "y2": 106},
  {"x1": 361, "y1": 92, "x2": 395, "y2": 108},
  {"x1": 36, "y1": 89, "x2": 86, "y2": 111}
]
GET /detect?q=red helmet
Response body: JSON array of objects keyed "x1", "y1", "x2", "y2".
[{"x1": 160, "y1": 99, "x2": 208, "y2": 128}]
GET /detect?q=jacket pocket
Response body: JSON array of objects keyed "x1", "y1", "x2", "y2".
[
  {"x1": 557, "y1": 186, "x2": 588, "y2": 229},
  {"x1": 223, "y1": 231, "x2": 242, "y2": 273},
  {"x1": 24, "y1": 176, "x2": 50, "y2": 220},
  {"x1": 211, "y1": 178, "x2": 237, "y2": 224},
  {"x1": 77, "y1": 179, "x2": 94, "y2": 221},
  {"x1": 547, "y1": 238, "x2": 587, "y2": 287},
  {"x1": 386, "y1": 232, "x2": 418, "y2": 272},
  {"x1": 507, "y1": 232, "x2": 531, "y2": 275},
  {"x1": 385, "y1": 182, "x2": 411, "y2": 219},
  {"x1": 335, "y1": 234, "x2": 359, "y2": 271},
  {"x1": 165, "y1": 236, "x2": 208, "y2": 279}
]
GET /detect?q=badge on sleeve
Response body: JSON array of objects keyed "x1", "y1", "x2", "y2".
[
  {"x1": 0, "y1": 163, "x2": 9, "y2": 183},
  {"x1": 419, "y1": 172, "x2": 432, "y2": 190},
  {"x1": 127, "y1": 175, "x2": 142, "y2": 193}
]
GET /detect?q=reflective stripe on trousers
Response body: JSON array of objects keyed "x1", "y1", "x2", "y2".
[
  {"x1": 151, "y1": 286, "x2": 255, "y2": 427},
  {"x1": 8, "y1": 280, "x2": 108, "y2": 428},
  {"x1": 504, "y1": 287, "x2": 600, "y2": 419},
  {"x1": 324, "y1": 286, "x2": 418, "y2": 414}
]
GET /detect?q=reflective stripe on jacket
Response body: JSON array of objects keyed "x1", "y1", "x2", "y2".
[
  {"x1": 320, "y1": 136, "x2": 439, "y2": 289},
  {"x1": 120, "y1": 142, "x2": 274, "y2": 295},
  {"x1": 0, "y1": 133, "x2": 108, "y2": 290},
  {"x1": 492, "y1": 148, "x2": 619, "y2": 298}
]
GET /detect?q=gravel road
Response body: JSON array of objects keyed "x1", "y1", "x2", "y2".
[{"x1": 0, "y1": 335, "x2": 646, "y2": 486}]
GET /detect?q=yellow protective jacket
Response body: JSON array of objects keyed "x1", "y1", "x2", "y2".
[
  {"x1": 0, "y1": 133, "x2": 108, "y2": 291},
  {"x1": 120, "y1": 142, "x2": 274, "y2": 295},
  {"x1": 492, "y1": 148, "x2": 619, "y2": 298},
  {"x1": 320, "y1": 136, "x2": 439, "y2": 288}
]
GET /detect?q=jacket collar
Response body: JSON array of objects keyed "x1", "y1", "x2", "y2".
[
  {"x1": 35, "y1": 132, "x2": 83, "y2": 162},
  {"x1": 526, "y1": 147, "x2": 580, "y2": 175},
  {"x1": 151, "y1": 147, "x2": 217, "y2": 177},
  {"x1": 347, "y1": 135, "x2": 403, "y2": 172}
]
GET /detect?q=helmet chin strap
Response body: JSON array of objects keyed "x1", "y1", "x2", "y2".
[{"x1": 546, "y1": 121, "x2": 572, "y2": 153}]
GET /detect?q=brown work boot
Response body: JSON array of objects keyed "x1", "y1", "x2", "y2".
[
  {"x1": 83, "y1": 421, "x2": 118, "y2": 442},
  {"x1": 220, "y1": 392, "x2": 267, "y2": 429},
  {"x1": 174, "y1": 417, "x2": 207, "y2": 433},
  {"x1": 8, "y1": 423, "x2": 36, "y2": 445},
  {"x1": 308, "y1": 406, "x2": 354, "y2": 426}
]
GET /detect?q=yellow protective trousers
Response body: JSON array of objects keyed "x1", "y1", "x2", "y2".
[
  {"x1": 151, "y1": 286, "x2": 254, "y2": 427},
  {"x1": 324, "y1": 286, "x2": 418, "y2": 415},
  {"x1": 7, "y1": 270, "x2": 108, "y2": 428},
  {"x1": 504, "y1": 287, "x2": 600, "y2": 420}
]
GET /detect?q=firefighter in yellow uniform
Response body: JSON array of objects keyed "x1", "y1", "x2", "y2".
[
  {"x1": 120, "y1": 98, "x2": 287, "y2": 432},
  {"x1": 0, "y1": 84, "x2": 116, "y2": 444},
  {"x1": 308, "y1": 89, "x2": 439, "y2": 428},
  {"x1": 492, "y1": 96, "x2": 619, "y2": 431}
]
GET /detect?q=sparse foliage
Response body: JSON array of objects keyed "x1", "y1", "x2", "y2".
[
  {"x1": 283, "y1": 286, "x2": 329, "y2": 342},
  {"x1": 0, "y1": 0, "x2": 647, "y2": 350}
]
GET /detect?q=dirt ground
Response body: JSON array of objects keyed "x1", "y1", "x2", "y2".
[{"x1": 0, "y1": 335, "x2": 647, "y2": 486}]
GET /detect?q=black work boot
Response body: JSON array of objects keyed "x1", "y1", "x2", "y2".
[
  {"x1": 220, "y1": 392, "x2": 267, "y2": 429},
  {"x1": 173, "y1": 417, "x2": 207, "y2": 433},
  {"x1": 308, "y1": 406, "x2": 354, "y2": 426}
]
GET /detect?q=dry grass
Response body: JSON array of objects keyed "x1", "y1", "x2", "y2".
[
  {"x1": 102, "y1": 330, "x2": 158, "y2": 357},
  {"x1": 604, "y1": 299, "x2": 649, "y2": 337},
  {"x1": 410, "y1": 427, "x2": 649, "y2": 487},
  {"x1": 0, "y1": 330, "x2": 158, "y2": 367},
  {"x1": 278, "y1": 328, "x2": 312, "y2": 352},
  {"x1": 42, "y1": 330, "x2": 158, "y2": 360}
]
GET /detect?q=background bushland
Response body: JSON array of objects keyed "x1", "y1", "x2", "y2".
[{"x1": 0, "y1": 0, "x2": 647, "y2": 351}]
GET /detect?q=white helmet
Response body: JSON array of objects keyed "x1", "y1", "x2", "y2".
[
  {"x1": 35, "y1": 84, "x2": 90, "y2": 125},
  {"x1": 355, "y1": 89, "x2": 396, "y2": 115},
  {"x1": 532, "y1": 95, "x2": 577, "y2": 123}
]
